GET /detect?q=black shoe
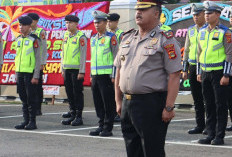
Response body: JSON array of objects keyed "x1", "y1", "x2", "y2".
[
  {"x1": 114, "y1": 115, "x2": 121, "y2": 122},
  {"x1": 188, "y1": 127, "x2": 204, "y2": 134},
  {"x1": 61, "y1": 117, "x2": 75, "y2": 125},
  {"x1": 89, "y1": 127, "x2": 103, "y2": 136},
  {"x1": 198, "y1": 136, "x2": 214, "y2": 144},
  {"x1": 36, "y1": 110, "x2": 42, "y2": 116},
  {"x1": 15, "y1": 121, "x2": 29, "y2": 129},
  {"x1": 211, "y1": 138, "x2": 224, "y2": 145},
  {"x1": 71, "y1": 117, "x2": 83, "y2": 126},
  {"x1": 202, "y1": 129, "x2": 208, "y2": 135},
  {"x1": 62, "y1": 112, "x2": 71, "y2": 118},
  {"x1": 226, "y1": 125, "x2": 232, "y2": 131},
  {"x1": 24, "y1": 121, "x2": 37, "y2": 130},
  {"x1": 99, "y1": 130, "x2": 113, "y2": 137}
]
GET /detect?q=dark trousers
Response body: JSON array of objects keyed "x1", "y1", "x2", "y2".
[
  {"x1": 202, "y1": 70, "x2": 228, "y2": 139},
  {"x1": 36, "y1": 70, "x2": 43, "y2": 111},
  {"x1": 189, "y1": 65, "x2": 205, "y2": 128},
  {"x1": 91, "y1": 74, "x2": 115, "y2": 131},
  {"x1": 228, "y1": 77, "x2": 232, "y2": 122},
  {"x1": 64, "y1": 69, "x2": 84, "y2": 113},
  {"x1": 121, "y1": 92, "x2": 168, "y2": 157},
  {"x1": 17, "y1": 72, "x2": 37, "y2": 121}
]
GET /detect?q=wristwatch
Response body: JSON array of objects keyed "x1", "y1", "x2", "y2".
[{"x1": 165, "y1": 106, "x2": 175, "y2": 112}]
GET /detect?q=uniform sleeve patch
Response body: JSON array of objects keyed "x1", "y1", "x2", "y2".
[
  {"x1": 225, "y1": 33, "x2": 232, "y2": 43},
  {"x1": 164, "y1": 44, "x2": 177, "y2": 59},
  {"x1": 111, "y1": 36, "x2": 117, "y2": 46},
  {"x1": 80, "y1": 38, "x2": 85, "y2": 46},
  {"x1": 34, "y1": 40, "x2": 38, "y2": 48},
  {"x1": 41, "y1": 31, "x2": 46, "y2": 40}
]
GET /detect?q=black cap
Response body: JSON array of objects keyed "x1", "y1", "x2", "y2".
[
  {"x1": 18, "y1": 16, "x2": 33, "y2": 25},
  {"x1": 65, "y1": 15, "x2": 79, "y2": 23},
  {"x1": 27, "y1": 13, "x2": 40, "y2": 20},
  {"x1": 107, "y1": 13, "x2": 120, "y2": 21}
]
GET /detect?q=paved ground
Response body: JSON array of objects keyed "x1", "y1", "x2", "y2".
[{"x1": 0, "y1": 103, "x2": 232, "y2": 157}]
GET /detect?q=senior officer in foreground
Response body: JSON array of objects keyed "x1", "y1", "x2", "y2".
[
  {"x1": 183, "y1": 3, "x2": 206, "y2": 135},
  {"x1": 61, "y1": 15, "x2": 87, "y2": 126},
  {"x1": 27, "y1": 13, "x2": 47, "y2": 116},
  {"x1": 114, "y1": 0, "x2": 182, "y2": 156},
  {"x1": 197, "y1": 1, "x2": 232, "y2": 145},
  {"x1": 89, "y1": 10, "x2": 118, "y2": 137},
  {"x1": 14, "y1": 16, "x2": 41, "y2": 130}
]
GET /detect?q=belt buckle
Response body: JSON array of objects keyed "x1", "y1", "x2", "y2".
[{"x1": 125, "y1": 94, "x2": 131, "y2": 100}]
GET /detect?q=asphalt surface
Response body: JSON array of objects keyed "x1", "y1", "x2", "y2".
[{"x1": 0, "y1": 103, "x2": 232, "y2": 157}]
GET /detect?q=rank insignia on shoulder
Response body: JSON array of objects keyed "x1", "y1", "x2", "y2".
[
  {"x1": 225, "y1": 33, "x2": 232, "y2": 43},
  {"x1": 111, "y1": 36, "x2": 117, "y2": 46},
  {"x1": 164, "y1": 44, "x2": 176, "y2": 59},
  {"x1": 123, "y1": 28, "x2": 135, "y2": 36},
  {"x1": 162, "y1": 30, "x2": 174, "y2": 39}
]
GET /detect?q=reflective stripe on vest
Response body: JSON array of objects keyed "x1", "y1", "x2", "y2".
[
  {"x1": 188, "y1": 26, "x2": 198, "y2": 65},
  {"x1": 15, "y1": 36, "x2": 36, "y2": 73},
  {"x1": 62, "y1": 31, "x2": 84, "y2": 69},
  {"x1": 199, "y1": 28, "x2": 226, "y2": 71},
  {"x1": 115, "y1": 29, "x2": 123, "y2": 43},
  {"x1": 90, "y1": 34, "x2": 113, "y2": 75}
]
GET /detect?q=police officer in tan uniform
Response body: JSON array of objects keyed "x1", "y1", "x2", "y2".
[{"x1": 114, "y1": 0, "x2": 182, "y2": 156}]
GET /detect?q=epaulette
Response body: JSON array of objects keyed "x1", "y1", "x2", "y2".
[
  {"x1": 188, "y1": 24, "x2": 195, "y2": 30},
  {"x1": 218, "y1": 24, "x2": 229, "y2": 33},
  {"x1": 123, "y1": 29, "x2": 135, "y2": 36},
  {"x1": 106, "y1": 31, "x2": 114, "y2": 37},
  {"x1": 161, "y1": 30, "x2": 174, "y2": 39},
  {"x1": 30, "y1": 34, "x2": 41, "y2": 41}
]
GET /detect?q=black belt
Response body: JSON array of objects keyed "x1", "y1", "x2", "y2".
[{"x1": 124, "y1": 92, "x2": 167, "y2": 100}]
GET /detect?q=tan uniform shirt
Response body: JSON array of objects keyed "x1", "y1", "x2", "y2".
[{"x1": 114, "y1": 26, "x2": 182, "y2": 94}]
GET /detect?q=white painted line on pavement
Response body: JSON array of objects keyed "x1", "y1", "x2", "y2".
[
  {"x1": 0, "y1": 105, "x2": 21, "y2": 107},
  {"x1": 45, "y1": 124, "x2": 121, "y2": 133},
  {"x1": 167, "y1": 141, "x2": 232, "y2": 149},
  {"x1": 0, "y1": 111, "x2": 95, "y2": 119},
  {"x1": 0, "y1": 127, "x2": 232, "y2": 149},
  {"x1": 171, "y1": 118, "x2": 195, "y2": 122}
]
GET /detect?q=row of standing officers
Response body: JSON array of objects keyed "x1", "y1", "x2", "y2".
[{"x1": 0, "y1": 0, "x2": 231, "y2": 156}]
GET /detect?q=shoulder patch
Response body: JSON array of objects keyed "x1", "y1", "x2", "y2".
[
  {"x1": 123, "y1": 29, "x2": 136, "y2": 36},
  {"x1": 161, "y1": 30, "x2": 174, "y2": 39},
  {"x1": 164, "y1": 44, "x2": 177, "y2": 59},
  {"x1": 80, "y1": 38, "x2": 85, "y2": 46},
  {"x1": 33, "y1": 39, "x2": 39, "y2": 48},
  {"x1": 41, "y1": 31, "x2": 46, "y2": 40},
  {"x1": 111, "y1": 35, "x2": 117, "y2": 46},
  {"x1": 225, "y1": 33, "x2": 232, "y2": 43}
]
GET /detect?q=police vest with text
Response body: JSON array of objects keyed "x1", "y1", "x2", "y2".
[
  {"x1": 115, "y1": 29, "x2": 123, "y2": 43},
  {"x1": 199, "y1": 25, "x2": 227, "y2": 71},
  {"x1": 62, "y1": 31, "x2": 84, "y2": 70},
  {"x1": 188, "y1": 25, "x2": 199, "y2": 65},
  {"x1": 15, "y1": 35, "x2": 37, "y2": 73},
  {"x1": 91, "y1": 32, "x2": 114, "y2": 75}
]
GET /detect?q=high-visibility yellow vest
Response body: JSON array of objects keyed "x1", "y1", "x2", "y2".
[
  {"x1": 198, "y1": 24, "x2": 227, "y2": 71},
  {"x1": 115, "y1": 29, "x2": 123, "y2": 43},
  {"x1": 15, "y1": 35, "x2": 36, "y2": 73},
  {"x1": 62, "y1": 31, "x2": 84, "y2": 69},
  {"x1": 90, "y1": 32, "x2": 114, "y2": 75},
  {"x1": 188, "y1": 25, "x2": 198, "y2": 65}
]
